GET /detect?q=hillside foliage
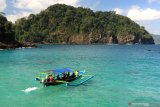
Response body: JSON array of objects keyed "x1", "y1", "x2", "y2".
[
  {"x1": 0, "y1": 14, "x2": 15, "y2": 43},
  {"x1": 0, "y1": 4, "x2": 154, "y2": 45}
]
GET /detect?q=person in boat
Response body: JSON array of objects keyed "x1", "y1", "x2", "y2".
[
  {"x1": 71, "y1": 72, "x2": 75, "y2": 78},
  {"x1": 67, "y1": 72, "x2": 70, "y2": 78},
  {"x1": 75, "y1": 70, "x2": 79, "y2": 77},
  {"x1": 47, "y1": 75, "x2": 50, "y2": 82},
  {"x1": 44, "y1": 73, "x2": 50, "y2": 82},
  {"x1": 62, "y1": 73, "x2": 67, "y2": 80},
  {"x1": 57, "y1": 74, "x2": 60, "y2": 80},
  {"x1": 49, "y1": 75, "x2": 54, "y2": 83}
]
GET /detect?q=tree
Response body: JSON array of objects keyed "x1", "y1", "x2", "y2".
[
  {"x1": 13, "y1": 4, "x2": 154, "y2": 44},
  {"x1": 0, "y1": 15, "x2": 15, "y2": 43},
  {"x1": 0, "y1": 12, "x2": 5, "y2": 16}
]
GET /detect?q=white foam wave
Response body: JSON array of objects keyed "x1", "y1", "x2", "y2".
[{"x1": 22, "y1": 87, "x2": 39, "y2": 93}]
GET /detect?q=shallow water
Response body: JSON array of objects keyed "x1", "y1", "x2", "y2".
[{"x1": 0, "y1": 44, "x2": 160, "y2": 107}]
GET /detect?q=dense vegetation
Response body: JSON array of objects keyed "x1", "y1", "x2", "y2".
[
  {"x1": 0, "y1": 14, "x2": 15, "y2": 43},
  {"x1": 0, "y1": 14, "x2": 36, "y2": 49},
  {"x1": 14, "y1": 4, "x2": 154, "y2": 44},
  {"x1": 0, "y1": 4, "x2": 154, "y2": 48}
]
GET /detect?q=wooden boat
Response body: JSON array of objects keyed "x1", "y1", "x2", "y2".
[{"x1": 35, "y1": 68, "x2": 94, "y2": 86}]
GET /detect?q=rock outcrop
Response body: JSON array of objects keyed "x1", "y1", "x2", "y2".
[{"x1": 0, "y1": 42, "x2": 37, "y2": 49}]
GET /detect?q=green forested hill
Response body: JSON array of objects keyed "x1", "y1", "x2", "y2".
[
  {"x1": 0, "y1": 14, "x2": 36, "y2": 49},
  {"x1": 14, "y1": 4, "x2": 154, "y2": 44},
  {"x1": 0, "y1": 14, "x2": 22, "y2": 49},
  {"x1": 0, "y1": 15, "x2": 15, "y2": 43}
]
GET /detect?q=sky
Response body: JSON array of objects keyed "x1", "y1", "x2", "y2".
[{"x1": 0, "y1": 0, "x2": 160, "y2": 34}]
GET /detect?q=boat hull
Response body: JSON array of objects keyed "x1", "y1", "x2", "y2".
[{"x1": 42, "y1": 75, "x2": 82, "y2": 86}]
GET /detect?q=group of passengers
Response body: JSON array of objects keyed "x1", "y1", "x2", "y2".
[
  {"x1": 44, "y1": 74, "x2": 54, "y2": 83},
  {"x1": 44, "y1": 71, "x2": 79, "y2": 83},
  {"x1": 58, "y1": 70, "x2": 79, "y2": 80},
  {"x1": 59, "y1": 70, "x2": 79, "y2": 80}
]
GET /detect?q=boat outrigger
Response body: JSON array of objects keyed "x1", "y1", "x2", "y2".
[{"x1": 35, "y1": 68, "x2": 94, "y2": 86}]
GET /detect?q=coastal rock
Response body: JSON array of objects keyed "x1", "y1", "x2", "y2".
[
  {"x1": 117, "y1": 34, "x2": 137, "y2": 44},
  {"x1": 22, "y1": 42, "x2": 37, "y2": 48},
  {"x1": 0, "y1": 42, "x2": 37, "y2": 49},
  {"x1": 62, "y1": 33, "x2": 154, "y2": 44},
  {"x1": 100, "y1": 36, "x2": 118, "y2": 44}
]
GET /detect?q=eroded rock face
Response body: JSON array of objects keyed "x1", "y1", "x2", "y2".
[
  {"x1": 117, "y1": 34, "x2": 136, "y2": 44},
  {"x1": 100, "y1": 36, "x2": 118, "y2": 44},
  {"x1": 68, "y1": 35, "x2": 85, "y2": 44},
  {"x1": 65, "y1": 33, "x2": 155, "y2": 44}
]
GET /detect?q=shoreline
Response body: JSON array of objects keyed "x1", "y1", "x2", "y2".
[
  {"x1": 0, "y1": 42, "x2": 37, "y2": 50},
  {"x1": 0, "y1": 42, "x2": 157, "y2": 50}
]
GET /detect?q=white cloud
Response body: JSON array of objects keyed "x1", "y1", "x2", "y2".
[
  {"x1": 0, "y1": 0, "x2": 6, "y2": 12},
  {"x1": 13, "y1": 0, "x2": 81, "y2": 13},
  {"x1": 111, "y1": 6, "x2": 160, "y2": 34},
  {"x1": 7, "y1": 11, "x2": 31, "y2": 23},
  {"x1": 126, "y1": 6, "x2": 160, "y2": 34},
  {"x1": 127, "y1": 6, "x2": 160, "y2": 21},
  {"x1": 136, "y1": 20, "x2": 160, "y2": 34},
  {"x1": 148, "y1": 0, "x2": 160, "y2": 3},
  {"x1": 113, "y1": 8, "x2": 124, "y2": 15},
  {"x1": 148, "y1": 0, "x2": 155, "y2": 3},
  {"x1": 89, "y1": 1, "x2": 100, "y2": 10},
  {"x1": 7, "y1": 0, "x2": 81, "y2": 22}
]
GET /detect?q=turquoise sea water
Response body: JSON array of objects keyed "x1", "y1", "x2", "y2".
[{"x1": 0, "y1": 45, "x2": 160, "y2": 107}]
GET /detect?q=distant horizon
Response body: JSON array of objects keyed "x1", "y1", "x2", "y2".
[{"x1": 1, "y1": 0, "x2": 160, "y2": 34}]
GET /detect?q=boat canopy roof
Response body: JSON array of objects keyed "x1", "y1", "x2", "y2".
[{"x1": 51, "y1": 68, "x2": 73, "y2": 74}]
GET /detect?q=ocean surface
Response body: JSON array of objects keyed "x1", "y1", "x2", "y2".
[{"x1": 0, "y1": 44, "x2": 160, "y2": 107}]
